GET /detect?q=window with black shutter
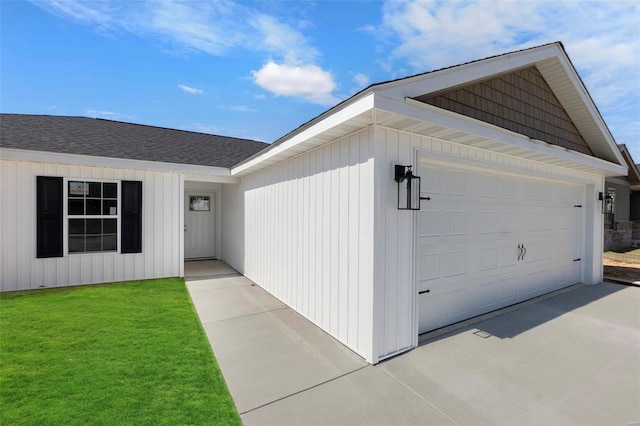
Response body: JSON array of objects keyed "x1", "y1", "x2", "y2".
[
  {"x1": 67, "y1": 180, "x2": 119, "y2": 253},
  {"x1": 39, "y1": 177, "x2": 143, "y2": 256}
]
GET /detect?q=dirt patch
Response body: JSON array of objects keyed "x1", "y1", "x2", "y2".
[{"x1": 603, "y1": 257, "x2": 640, "y2": 282}]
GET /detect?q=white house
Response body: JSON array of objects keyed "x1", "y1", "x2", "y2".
[{"x1": 0, "y1": 42, "x2": 627, "y2": 363}]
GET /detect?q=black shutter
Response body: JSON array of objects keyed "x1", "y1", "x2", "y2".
[
  {"x1": 121, "y1": 180, "x2": 142, "y2": 253},
  {"x1": 37, "y1": 176, "x2": 63, "y2": 258}
]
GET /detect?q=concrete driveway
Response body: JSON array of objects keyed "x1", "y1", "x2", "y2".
[{"x1": 186, "y1": 261, "x2": 640, "y2": 425}]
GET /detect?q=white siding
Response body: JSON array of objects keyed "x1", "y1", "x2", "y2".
[
  {"x1": 372, "y1": 125, "x2": 604, "y2": 362},
  {"x1": 240, "y1": 127, "x2": 376, "y2": 362},
  {"x1": 0, "y1": 159, "x2": 182, "y2": 292},
  {"x1": 222, "y1": 183, "x2": 245, "y2": 273}
]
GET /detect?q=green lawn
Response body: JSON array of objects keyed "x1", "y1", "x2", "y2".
[{"x1": 0, "y1": 278, "x2": 240, "y2": 426}]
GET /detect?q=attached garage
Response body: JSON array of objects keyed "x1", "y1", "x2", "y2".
[
  {"x1": 416, "y1": 156, "x2": 584, "y2": 333},
  {"x1": 229, "y1": 42, "x2": 626, "y2": 364}
]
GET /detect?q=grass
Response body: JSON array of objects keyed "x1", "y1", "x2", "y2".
[
  {"x1": 603, "y1": 247, "x2": 640, "y2": 265},
  {"x1": 0, "y1": 278, "x2": 241, "y2": 426}
]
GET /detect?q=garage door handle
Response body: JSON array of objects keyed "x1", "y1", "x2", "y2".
[
  {"x1": 517, "y1": 244, "x2": 527, "y2": 261},
  {"x1": 419, "y1": 290, "x2": 430, "y2": 295}
]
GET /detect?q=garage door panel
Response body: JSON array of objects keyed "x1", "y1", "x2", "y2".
[
  {"x1": 500, "y1": 244, "x2": 519, "y2": 268},
  {"x1": 417, "y1": 210, "x2": 441, "y2": 237},
  {"x1": 443, "y1": 211, "x2": 467, "y2": 236},
  {"x1": 499, "y1": 211, "x2": 517, "y2": 234},
  {"x1": 418, "y1": 284, "x2": 469, "y2": 333},
  {"x1": 478, "y1": 246, "x2": 499, "y2": 272},
  {"x1": 441, "y1": 250, "x2": 467, "y2": 278},
  {"x1": 417, "y1": 159, "x2": 584, "y2": 335},
  {"x1": 442, "y1": 169, "x2": 467, "y2": 196}
]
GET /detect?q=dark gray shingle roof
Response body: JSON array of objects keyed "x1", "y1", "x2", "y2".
[{"x1": 0, "y1": 114, "x2": 269, "y2": 168}]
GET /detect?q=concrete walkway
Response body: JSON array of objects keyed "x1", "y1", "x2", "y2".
[{"x1": 186, "y1": 261, "x2": 640, "y2": 425}]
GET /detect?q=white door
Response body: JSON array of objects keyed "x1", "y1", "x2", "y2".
[
  {"x1": 184, "y1": 192, "x2": 216, "y2": 260},
  {"x1": 417, "y1": 160, "x2": 583, "y2": 334}
]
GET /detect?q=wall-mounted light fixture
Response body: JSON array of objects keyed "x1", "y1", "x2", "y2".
[
  {"x1": 394, "y1": 165, "x2": 429, "y2": 210},
  {"x1": 598, "y1": 191, "x2": 615, "y2": 214}
]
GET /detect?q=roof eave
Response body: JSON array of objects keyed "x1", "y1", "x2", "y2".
[
  {"x1": 375, "y1": 97, "x2": 626, "y2": 177},
  {"x1": 1, "y1": 148, "x2": 240, "y2": 183},
  {"x1": 231, "y1": 93, "x2": 376, "y2": 177}
]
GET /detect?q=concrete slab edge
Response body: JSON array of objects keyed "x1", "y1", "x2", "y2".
[
  {"x1": 417, "y1": 283, "x2": 588, "y2": 346},
  {"x1": 185, "y1": 272, "x2": 242, "y2": 282},
  {"x1": 603, "y1": 276, "x2": 640, "y2": 287},
  {"x1": 239, "y1": 365, "x2": 371, "y2": 416}
]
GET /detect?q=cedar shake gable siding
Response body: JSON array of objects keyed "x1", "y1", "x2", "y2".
[
  {"x1": 0, "y1": 114, "x2": 269, "y2": 168},
  {"x1": 414, "y1": 66, "x2": 593, "y2": 156}
]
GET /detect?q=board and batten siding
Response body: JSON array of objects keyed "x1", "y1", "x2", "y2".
[
  {"x1": 0, "y1": 159, "x2": 182, "y2": 292},
  {"x1": 221, "y1": 182, "x2": 245, "y2": 273},
  {"x1": 371, "y1": 125, "x2": 604, "y2": 362},
  {"x1": 240, "y1": 127, "x2": 376, "y2": 362}
]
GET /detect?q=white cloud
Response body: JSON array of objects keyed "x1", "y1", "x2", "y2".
[
  {"x1": 32, "y1": 0, "x2": 339, "y2": 105},
  {"x1": 252, "y1": 62, "x2": 339, "y2": 105},
  {"x1": 146, "y1": 0, "x2": 247, "y2": 55},
  {"x1": 230, "y1": 105, "x2": 257, "y2": 112},
  {"x1": 180, "y1": 122, "x2": 265, "y2": 141},
  {"x1": 178, "y1": 84, "x2": 203, "y2": 95},
  {"x1": 34, "y1": 0, "x2": 115, "y2": 28},
  {"x1": 378, "y1": 0, "x2": 640, "y2": 138},
  {"x1": 181, "y1": 122, "x2": 224, "y2": 135},
  {"x1": 353, "y1": 73, "x2": 370, "y2": 88},
  {"x1": 85, "y1": 108, "x2": 133, "y2": 121},
  {"x1": 251, "y1": 14, "x2": 318, "y2": 65}
]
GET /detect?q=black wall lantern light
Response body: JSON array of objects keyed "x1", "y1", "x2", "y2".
[
  {"x1": 599, "y1": 190, "x2": 615, "y2": 230},
  {"x1": 598, "y1": 191, "x2": 615, "y2": 215},
  {"x1": 394, "y1": 165, "x2": 430, "y2": 210}
]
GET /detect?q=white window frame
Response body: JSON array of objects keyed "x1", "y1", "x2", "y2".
[{"x1": 63, "y1": 178, "x2": 120, "y2": 255}]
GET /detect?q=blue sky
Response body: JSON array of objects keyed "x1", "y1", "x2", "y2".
[{"x1": 2, "y1": 1, "x2": 639, "y2": 160}]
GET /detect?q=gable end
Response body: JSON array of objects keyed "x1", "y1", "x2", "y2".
[{"x1": 413, "y1": 66, "x2": 593, "y2": 156}]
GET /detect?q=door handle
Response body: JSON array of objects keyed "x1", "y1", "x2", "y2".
[
  {"x1": 517, "y1": 244, "x2": 522, "y2": 261},
  {"x1": 522, "y1": 244, "x2": 526, "y2": 260}
]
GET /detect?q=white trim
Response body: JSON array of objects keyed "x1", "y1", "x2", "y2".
[
  {"x1": 63, "y1": 177, "x2": 121, "y2": 256},
  {"x1": 231, "y1": 94, "x2": 375, "y2": 177},
  {"x1": 376, "y1": 44, "x2": 560, "y2": 98},
  {"x1": 383, "y1": 97, "x2": 626, "y2": 176},
  {"x1": 1, "y1": 148, "x2": 239, "y2": 183},
  {"x1": 551, "y1": 52, "x2": 626, "y2": 167},
  {"x1": 179, "y1": 176, "x2": 185, "y2": 278}
]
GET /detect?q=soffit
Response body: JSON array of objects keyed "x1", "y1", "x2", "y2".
[
  {"x1": 375, "y1": 43, "x2": 624, "y2": 167},
  {"x1": 373, "y1": 101, "x2": 626, "y2": 178}
]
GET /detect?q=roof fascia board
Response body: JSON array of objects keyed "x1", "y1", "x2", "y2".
[
  {"x1": 619, "y1": 145, "x2": 640, "y2": 182},
  {"x1": 231, "y1": 93, "x2": 375, "y2": 176},
  {"x1": 375, "y1": 44, "x2": 560, "y2": 99},
  {"x1": 0, "y1": 148, "x2": 240, "y2": 183},
  {"x1": 550, "y1": 51, "x2": 626, "y2": 167},
  {"x1": 379, "y1": 96, "x2": 626, "y2": 176}
]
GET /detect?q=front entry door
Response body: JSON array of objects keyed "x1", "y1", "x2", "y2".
[{"x1": 184, "y1": 192, "x2": 216, "y2": 259}]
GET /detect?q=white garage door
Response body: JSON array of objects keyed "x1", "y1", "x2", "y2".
[{"x1": 417, "y1": 160, "x2": 584, "y2": 334}]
